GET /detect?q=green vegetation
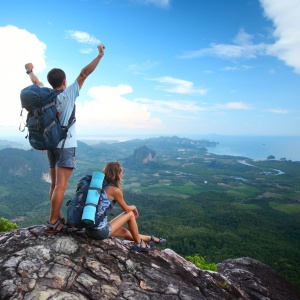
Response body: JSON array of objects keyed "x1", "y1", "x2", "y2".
[
  {"x1": 186, "y1": 254, "x2": 217, "y2": 271},
  {"x1": 0, "y1": 217, "x2": 18, "y2": 233},
  {"x1": 269, "y1": 201, "x2": 300, "y2": 214},
  {"x1": 0, "y1": 137, "x2": 299, "y2": 289}
]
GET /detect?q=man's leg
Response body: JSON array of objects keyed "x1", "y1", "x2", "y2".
[
  {"x1": 49, "y1": 167, "x2": 56, "y2": 202},
  {"x1": 48, "y1": 166, "x2": 73, "y2": 225}
]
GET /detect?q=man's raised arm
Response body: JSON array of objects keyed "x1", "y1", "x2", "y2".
[
  {"x1": 76, "y1": 44, "x2": 105, "y2": 89},
  {"x1": 25, "y1": 63, "x2": 44, "y2": 86}
]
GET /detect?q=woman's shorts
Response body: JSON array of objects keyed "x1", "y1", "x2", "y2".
[{"x1": 86, "y1": 224, "x2": 112, "y2": 240}]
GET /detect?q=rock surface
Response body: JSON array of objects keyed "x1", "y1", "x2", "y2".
[{"x1": 0, "y1": 226, "x2": 299, "y2": 300}]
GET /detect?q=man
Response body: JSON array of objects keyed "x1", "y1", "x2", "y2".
[{"x1": 25, "y1": 44, "x2": 105, "y2": 233}]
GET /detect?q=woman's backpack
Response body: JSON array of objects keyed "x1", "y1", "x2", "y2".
[{"x1": 66, "y1": 172, "x2": 115, "y2": 229}]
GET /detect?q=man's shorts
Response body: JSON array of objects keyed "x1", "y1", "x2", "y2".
[
  {"x1": 47, "y1": 147, "x2": 76, "y2": 169},
  {"x1": 85, "y1": 224, "x2": 112, "y2": 240}
]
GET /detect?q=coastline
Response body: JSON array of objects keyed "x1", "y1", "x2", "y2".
[
  {"x1": 204, "y1": 135, "x2": 300, "y2": 162},
  {"x1": 1, "y1": 134, "x2": 300, "y2": 162}
]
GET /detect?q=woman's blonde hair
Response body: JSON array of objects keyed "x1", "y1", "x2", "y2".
[{"x1": 102, "y1": 161, "x2": 122, "y2": 188}]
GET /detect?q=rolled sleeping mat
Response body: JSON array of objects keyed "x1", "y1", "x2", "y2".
[{"x1": 81, "y1": 171, "x2": 104, "y2": 225}]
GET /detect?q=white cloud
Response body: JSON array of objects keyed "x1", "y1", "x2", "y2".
[
  {"x1": 221, "y1": 65, "x2": 253, "y2": 71},
  {"x1": 128, "y1": 60, "x2": 160, "y2": 75},
  {"x1": 180, "y1": 2, "x2": 300, "y2": 74},
  {"x1": 76, "y1": 84, "x2": 163, "y2": 135},
  {"x1": 267, "y1": 108, "x2": 289, "y2": 114},
  {"x1": 0, "y1": 25, "x2": 46, "y2": 132},
  {"x1": 134, "y1": 98, "x2": 206, "y2": 113},
  {"x1": 179, "y1": 28, "x2": 268, "y2": 60},
  {"x1": 260, "y1": 0, "x2": 300, "y2": 74},
  {"x1": 151, "y1": 76, "x2": 207, "y2": 95},
  {"x1": 79, "y1": 48, "x2": 94, "y2": 54},
  {"x1": 134, "y1": 0, "x2": 170, "y2": 8},
  {"x1": 65, "y1": 30, "x2": 100, "y2": 45},
  {"x1": 214, "y1": 102, "x2": 252, "y2": 110}
]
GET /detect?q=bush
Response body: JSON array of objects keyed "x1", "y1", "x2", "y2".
[
  {"x1": 0, "y1": 217, "x2": 18, "y2": 233},
  {"x1": 186, "y1": 254, "x2": 217, "y2": 271}
]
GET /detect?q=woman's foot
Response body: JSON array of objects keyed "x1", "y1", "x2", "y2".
[
  {"x1": 149, "y1": 235, "x2": 167, "y2": 247},
  {"x1": 132, "y1": 239, "x2": 151, "y2": 252}
]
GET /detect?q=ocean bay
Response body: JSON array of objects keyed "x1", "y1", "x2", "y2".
[{"x1": 202, "y1": 135, "x2": 300, "y2": 162}]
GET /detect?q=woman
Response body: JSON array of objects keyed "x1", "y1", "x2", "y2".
[{"x1": 86, "y1": 162, "x2": 166, "y2": 252}]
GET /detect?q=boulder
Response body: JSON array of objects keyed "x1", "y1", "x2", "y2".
[{"x1": 0, "y1": 226, "x2": 299, "y2": 300}]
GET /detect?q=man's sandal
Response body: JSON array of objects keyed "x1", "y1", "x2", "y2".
[
  {"x1": 45, "y1": 219, "x2": 67, "y2": 235},
  {"x1": 132, "y1": 239, "x2": 151, "y2": 252},
  {"x1": 149, "y1": 235, "x2": 167, "y2": 247}
]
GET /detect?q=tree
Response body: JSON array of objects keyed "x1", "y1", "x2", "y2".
[
  {"x1": 186, "y1": 254, "x2": 217, "y2": 271},
  {"x1": 0, "y1": 217, "x2": 18, "y2": 233}
]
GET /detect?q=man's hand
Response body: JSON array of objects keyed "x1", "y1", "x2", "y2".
[
  {"x1": 24, "y1": 63, "x2": 44, "y2": 86},
  {"x1": 25, "y1": 63, "x2": 34, "y2": 70},
  {"x1": 98, "y1": 44, "x2": 105, "y2": 57}
]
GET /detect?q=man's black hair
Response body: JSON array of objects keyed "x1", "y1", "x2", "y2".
[{"x1": 47, "y1": 68, "x2": 66, "y2": 89}]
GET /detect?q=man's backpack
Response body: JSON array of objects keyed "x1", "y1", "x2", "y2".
[
  {"x1": 19, "y1": 85, "x2": 76, "y2": 150},
  {"x1": 66, "y1": 173, "x2": 115, "y2": 229}
]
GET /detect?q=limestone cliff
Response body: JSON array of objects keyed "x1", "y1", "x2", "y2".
[
  {"x1": 0, "y1": 226, "x2": 299, "y2": 300},
  {"x1": 124, "y1": 145, "x2": 156, "y2": 166}
]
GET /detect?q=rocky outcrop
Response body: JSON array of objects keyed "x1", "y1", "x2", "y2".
[
  {"x1": 0, "y1": 226, "x2": 299, "y2": 300},
  {"x1": 124, "y1": 145, "x2": 156, "y2": 166}
]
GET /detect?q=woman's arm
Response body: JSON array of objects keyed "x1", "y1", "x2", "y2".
[{"x1": 107, "y1": 186, "x2": 139, "y2": 217}]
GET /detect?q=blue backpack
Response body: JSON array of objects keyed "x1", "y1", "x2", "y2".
[
  {"x1": 66, "y1": 174, "x2": 116, "y2": 229},
  {"x1": 19, "y1": 85, "x2": 75, "y2": 150}
]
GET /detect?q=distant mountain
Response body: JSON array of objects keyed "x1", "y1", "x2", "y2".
[
  {"x1": 123, "y1": 145, "x2": 156, "y2": 166},
  {"x1": 0, "y1": 139, "x2": 25, "y2": 150},
  {"x1": 89, "y1": 135, "x2": 216, "y2": 151},
  {"x1": 0, "y1": 148, "x2": 48, "y2": 177},
  {"x1": 144, "y1": 135, "x2": 218, "y2": 148},
  {"x1": 0, "y1": 148, "x2": 49, "y2": 221}
]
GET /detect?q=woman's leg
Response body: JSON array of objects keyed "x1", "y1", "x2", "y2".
[
  {"x1": 112, "y1": 226, "x2": 151, "y2": 242},
  {"x1": 109, "y1": 211, "x2": 140, "y2": 243},
  {"x1": 109, "y1": 211, "x2": 162, "y2": 244}
]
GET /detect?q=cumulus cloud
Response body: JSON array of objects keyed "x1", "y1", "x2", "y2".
[
  {"x1": 151, "y1": 76, "x2": 207, "y2": 95},
  {"x1": 76, "y1": 84, "x2": 163, "y2": 135},
  {"x1": 260, "y1": 0, "x2": 300, "y2": 74},
  {"x1": 65, "y1": 30, "x2": 100, "y2": 45},
  {"x1": 0, "y1": 25, "x2": 46, "y2": 132}
]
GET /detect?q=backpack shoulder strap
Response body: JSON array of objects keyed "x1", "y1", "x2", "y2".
[
  {"x1": 66, "y1": 105, "x2": 76, "y2": 129},
  {"x1": 102, "y1": 180, "x2": 115, "y2": 190}
]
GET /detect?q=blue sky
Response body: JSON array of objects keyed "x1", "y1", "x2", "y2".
[{"x1": 0, "y1": 0, "x2": 299, "y2": 140}]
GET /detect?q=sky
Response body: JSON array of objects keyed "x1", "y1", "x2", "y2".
[{"x1": 0, "y1": 0, "x2": 300, "y2": 141}]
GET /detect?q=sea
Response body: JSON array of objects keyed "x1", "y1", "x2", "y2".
[{"x1": 200, "y1": 135, "x2": 300, "y2": 162}]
